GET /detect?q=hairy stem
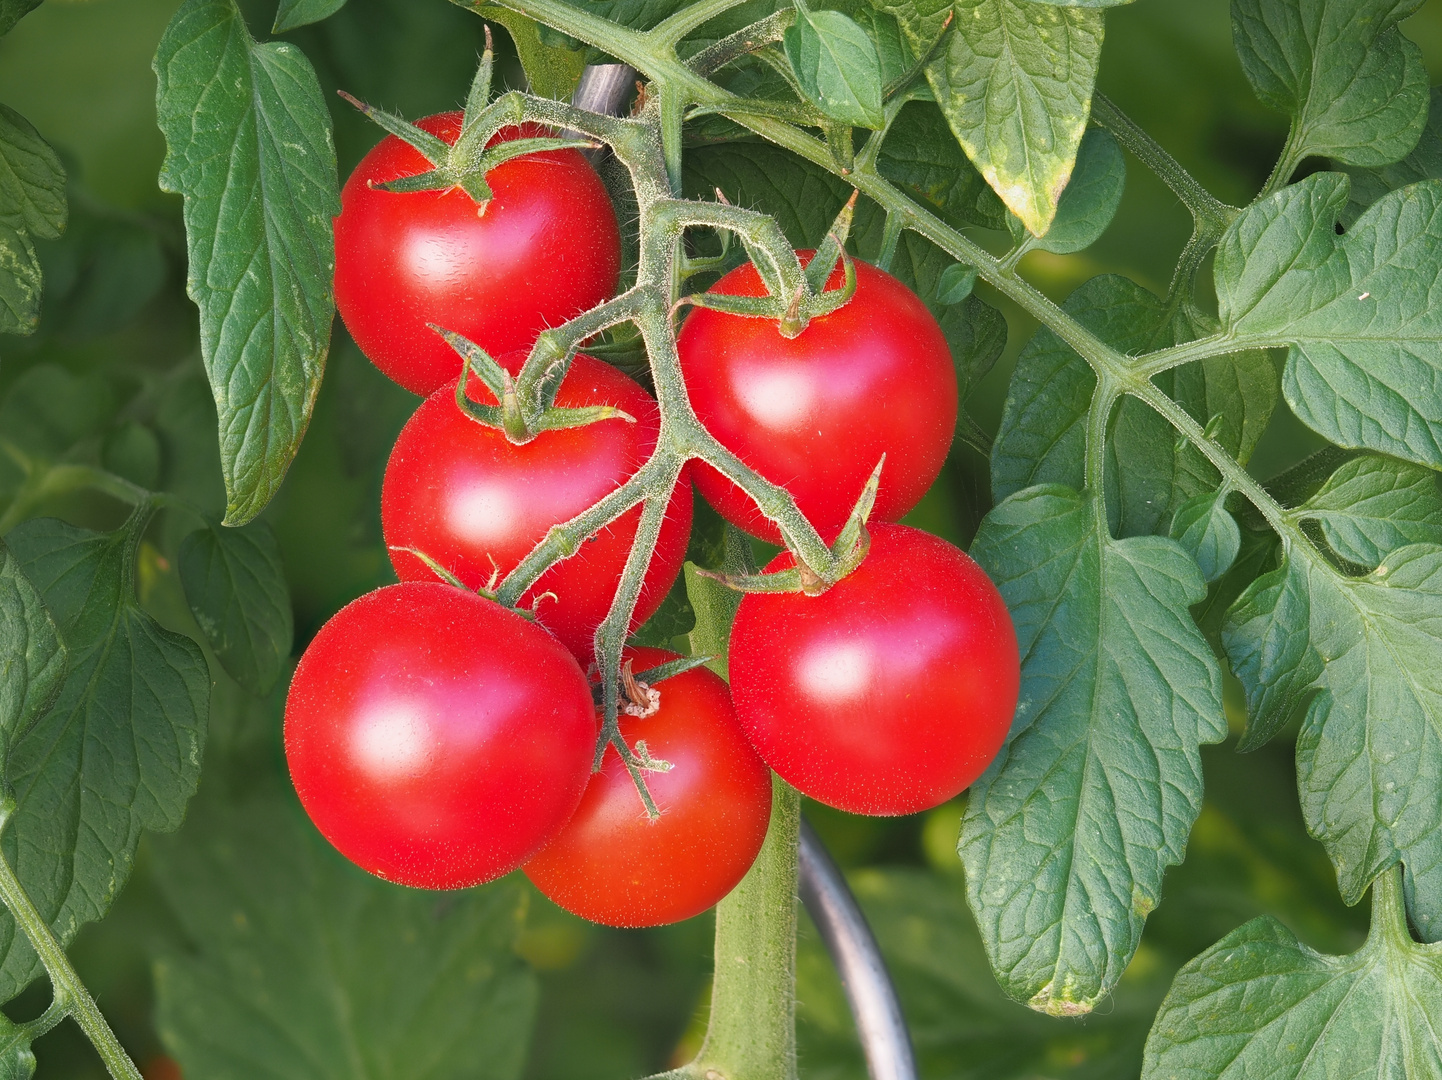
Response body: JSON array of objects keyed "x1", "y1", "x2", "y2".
[{"x1": 0, "y1": 824, "x2": 141, "y2": 1080}]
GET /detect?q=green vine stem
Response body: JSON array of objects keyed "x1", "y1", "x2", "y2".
[{"x1": 0, "y1": 807, "x2": 142, "y2": 1080}]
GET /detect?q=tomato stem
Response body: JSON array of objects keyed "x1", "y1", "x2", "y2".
[{"x1": 0, "y1": 810, "x2": 143, "y2": 1080}]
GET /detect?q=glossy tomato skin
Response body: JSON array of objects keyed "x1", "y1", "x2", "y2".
[
  {"x1": 677, "y1": 255, "x2": 956, "y2": 543},
  {"x1": 524, "y1": 647, "x2": 773, "y2": 927},
  {"x1": 729, "y1": 524, "x2": 1018, "y2": 816},
  {"x1": 382, "y1": 352, "x2": 693, "y2": 664},
  {"x1": 285, "y1": 582, "x2": 596, "y2": 889},
  {"x1": 335, "y1": 112, "x2": 622, "y2": 397}
]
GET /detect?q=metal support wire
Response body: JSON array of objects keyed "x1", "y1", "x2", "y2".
[
  {"x1": 800, "y1": 820, "x2": 919, "y2": 1080},
  {"x1": 571, "y1": 60, "x2": 920, "y2": 1080}
]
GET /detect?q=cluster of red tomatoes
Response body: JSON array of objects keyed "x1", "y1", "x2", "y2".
[{"x1": 284, "y1": 115, "x2": 1021, "y2": 928}]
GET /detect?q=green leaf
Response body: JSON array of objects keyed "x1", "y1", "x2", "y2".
[
  {"x1": 629, "y1": 568, "x2": 697, "y2": 648},
  {"x1": 784, "y1": 8, "x2": 885, "y2": 129},
  {"x1": 947, "y1": 293, "x2": 1008, "y2": 399},
  {"x1": 0, "y1": 1015, "x2": 33, "y2": 1080},
  {"x1": 1233, "y1": 0, "x2": 1428, "y2": 169},
  {"x1": 1170, "y1": 491, "x2": 1241, "y2": 583},
  {"x1": 869, "y1": 0, "x2": 951, "y2": 58},
  {"x1": 179, "y1": 519, "x2": 293, "y2": 696},
  {"x1": 1223, "y1": 530, "x2": 1442, "y2": 939},
  {"x1": 480, "y1": 7, "x2": 587, "y2": 100},
  {"x1": 992, "y1": 275, "x2": 1277, "y2": 537},
  {"x1": 879, "y1": 104, "x2": 1009, "y2": 231},
  {"x1": 851, "y1": 5, "x2": 911, "y2": 87},
  {"x1": 1217, "y1": 173, "x2": 1442, "y2": 471},
  {"x1": 965, "y1": 485, "x2": 1227, "y2": 1014},
  {"x1": 0, "y1": 0, "x2": 43, "y2": 38},
  {"x1": 1007, "y1": 126, "x2": 1125, "y2": 253},
  {"x1": 154, "y1": 0, "x2": 339, "y2": 525},
  {"x1": 1299, "y1": 453, "x2": 1442, "y2": 568},
  {"x1": 273, "y1": 0, "x2": 348, "y2": 32},
  {"x1": 0, "y1": 539, "x2": 64, "y2": 770},
  {"x1": 1141, "y1": 870, "x2": 1442, "y2": 1080},
  {"x1": 935, "y1": 262, "x2": 977, "y2": 305},
  {"x1": 927, "y1": 0, "x2": 1104, "y2": 235},
  {"x1": 153, "y1": 788, "x2": 537, "y2": 1080},
  {"x1": 0, "y1": 517, "x2": 207, "y2": 1002},
  {"x1": 0, "y1": 102, "x2": 66, "y2": 336},
  {"x1": 1344, "y1": 85, "x2": 1442, "y2": 221}
]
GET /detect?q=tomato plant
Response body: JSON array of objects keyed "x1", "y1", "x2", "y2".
[
  {"x1": 730, "y1": 524, "x2": 1018, "y2": 816},
  {"x1": 284, "y1": 581, "x2": 597, "y2": 889},
  {"x1": 383, "y1": 351, "x2": 693, "y2": 662},
  {"x1": 5, "y1": 0, "x2": 1442, "y2": 1078},
  {"x1": 524, "y1": 646, "x2": 773, "y2": 927},
  {"x1": 679, "y1": 255, "x2": 956, "y2": 542},
  {"x1": 335, "y1": 112, "x2": 622, "y2": 397}
]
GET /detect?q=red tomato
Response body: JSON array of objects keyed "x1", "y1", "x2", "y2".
[
  {"x1": 382, "y1": 352, "x2": 692, "y2": 664},
  {"x1": 285, "y1": 582, "x2": 596, "y2": 889},
  {"x1": 524, "y1": 647, "x2": 772, "y2": 927},
  {"x1": 335, "y1": 112, "x2": 622, "y2": 397},
  {"x1": 728, "y1": 524, "x2": 1018, "y2": 816},
  {"x1": 677, "y1": 254, "x2": 957, "y2": 543}
]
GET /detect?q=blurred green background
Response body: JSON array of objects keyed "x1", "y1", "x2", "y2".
[{"x1": 0, "y1": 0, "x2": 1434, "y2": 1075}]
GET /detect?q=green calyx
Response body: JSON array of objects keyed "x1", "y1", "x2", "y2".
[
  {"x1": 437, "y1": 326, "x2": 635, "y2": 444},
  {"x1": 387, "y1": 544, "x2": 546, "y2": 620},
  {"x1": 703, "y1": 455, "x2": 883, "y2": 596},
  {"x1": 683, "y1": 190, "x2": 860, "y2": 338},
  {"x1": 338, "y1": 26, "x2": 597, "y2": 210}
]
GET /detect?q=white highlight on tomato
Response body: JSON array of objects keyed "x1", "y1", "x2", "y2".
[
  {"x1": 352, "y1": 703, "x2": 432, "y2": 780},
  {"x1": 798, "y1": 640, "x2": 873, "y2": 704},
  {"x1": 736, "y1": 368, "x2": 815, "y2": 431}
]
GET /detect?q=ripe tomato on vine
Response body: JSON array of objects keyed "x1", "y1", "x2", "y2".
[
  {"x1": 678, "y1": 254, "x2": 957, "y2": 542},
  {"x1": 525, "y1": 647, "x2": 773, "y2": 928},
  {"x1": 284, "y1": 582, "x2": 597, "y2": 889},
  {"x1": 381, "y1": 351, "x2": 693, "y2": 664},
  {"x1": 729, "y1": 524, "x2": 1019, "y2": 817},
  {"x1": 335, "y1": 112, "x2": 622, "y2": 397}
]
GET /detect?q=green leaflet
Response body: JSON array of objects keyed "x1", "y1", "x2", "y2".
[
  {"x1": 926, "y1": 0, "x2": 1104, "y2": 235},
  {"x1": 0, "y1": 0, "x2": 40, "y2": 39},
  {"x1": 178, "y1": 519, "x2": 294, "y2": 696},
  {"x1": 1216, "y1": 173, "x2": 1442, "y2": 471},
  {"x1": 0, "y1": 518, "x2": 207, "y2": 1003},
  {"x1": 480, "y1": 7, "x2": 588, "y2": 100},
  {"x1": 991, "y1": 274, "x2": 1277, "y2": 538},
  {"x1": 784, "y1": 7, "x2": 885, "y2": 129},
  {"x1": 0, "y1": 540, "x2": 64, "y2": 775},
  {"x1": 1169, "y1": 491, "x2": 1241, "y2": 584},
  {"x1": 273, "y1": 0, "x2": 349, "y2": 32},
  {"x1": 965, "y1": 485, "x2": 1227, "y2": 1015},
  {"x1": 152, "y1": 789, "x2": 538, "y2": 1080},
  {"x1": 0, "y1": 1016, "x2": 32, "y2": 1080},
  {"x1": 1006, "y1": 126, "x2": 1125, "y2": 254},
  {"x1": 1141, "y1": 870, "x2": 1442, "y2": 1080},
  {"x1": 1233, "y1": 0, "x2": 1427, "y2": 170},
  {"x1": 154, "y1": 0, "x2": 339, "y2": 525},
  {"x1": 1300, "y1": 453, "x2": 1442, "y2": 568},
  {"x1": 1344, "y1": 85, "x2": 1442, "y2": 222},
  {"x1": 1223, "y1": 516, "x2": 1442, "y2": 939},
  {"x1": 0, "y1": 103, "x2": 65, "y2": 336}
]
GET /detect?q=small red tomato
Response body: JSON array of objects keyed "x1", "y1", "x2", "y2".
[
  {"x1": 524, "y1": 647, "x2": 773, "y2": 927},
  {"x1": 382, "y1": 352, "x2": 692, "y2": 664},
  {"x1": 335, "y1": 112, "x2": 622, "y2": 396},
  {"x1": 678, "y1": 254, "x2": 956, "y2": 542},
  {"x1": 728, "y1": 524, "x2": 1018, "y2": 816},
  {"x1": 285, "y1": 582, "x2": 596, "y2": 889}
]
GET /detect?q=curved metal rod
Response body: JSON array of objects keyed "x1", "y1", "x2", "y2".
[
  {"x1": 799, "y1": 819, "x2": 919, "y2": 1080},
  {"x1": 569, "y1": 60, "x2": 918, "y2": 1079}
]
